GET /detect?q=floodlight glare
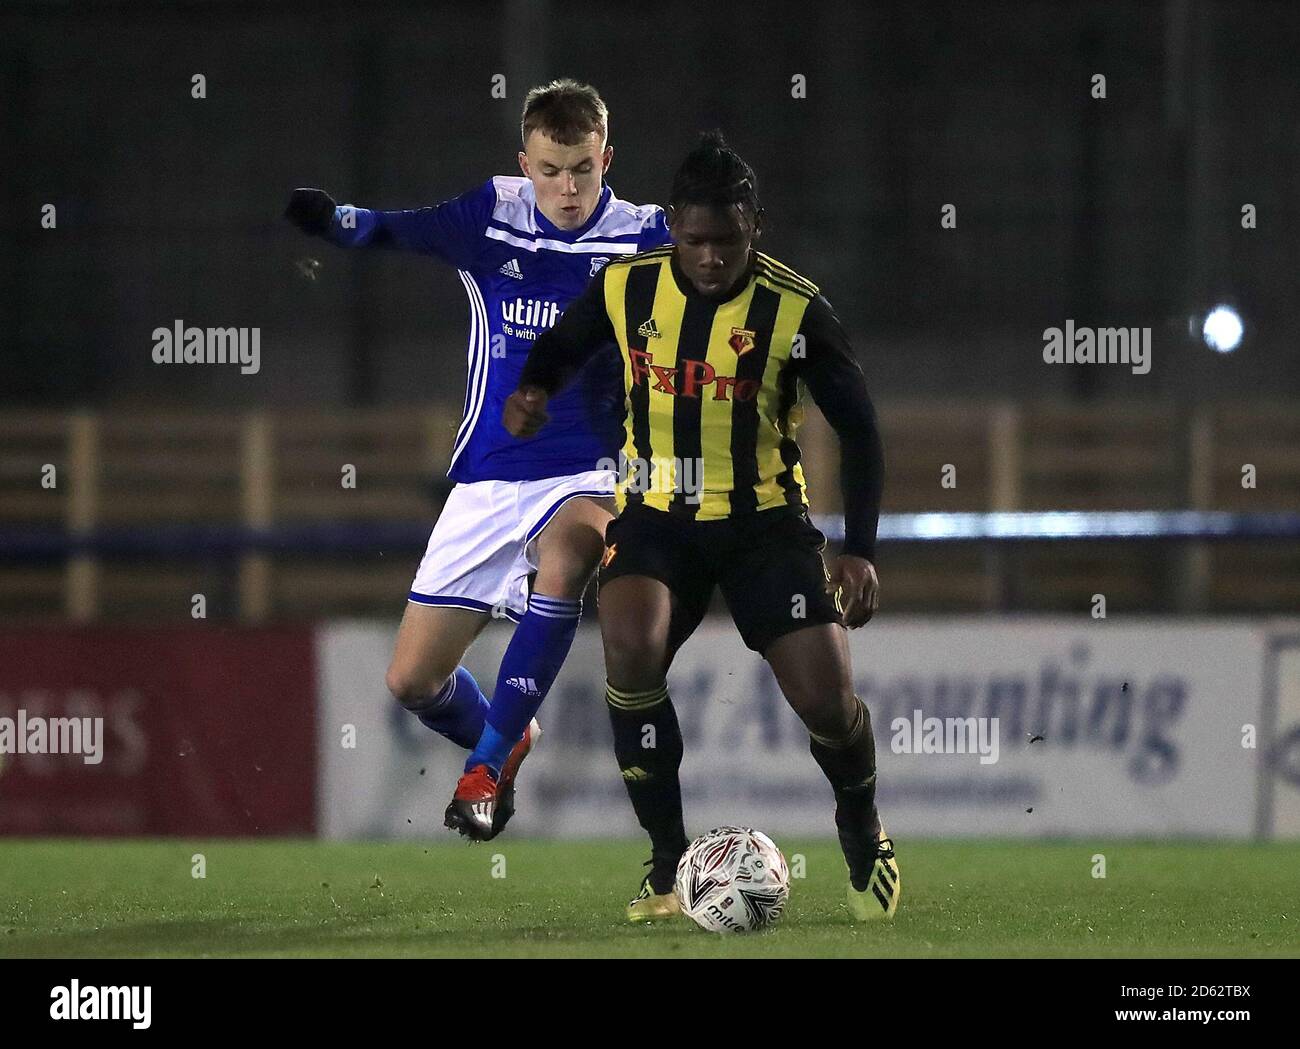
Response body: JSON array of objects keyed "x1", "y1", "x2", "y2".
[{"x1": 1202, "y1": 305, "x2": 1243, "y2": 353}]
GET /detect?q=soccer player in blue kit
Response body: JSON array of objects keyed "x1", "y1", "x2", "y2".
[{"x1": 286, "y1": 80, "x2": 670, "y2": 840}]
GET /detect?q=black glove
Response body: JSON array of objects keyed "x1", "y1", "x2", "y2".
[{"x1": 285, "y1": 188, "x2": 337, "y2": 236}]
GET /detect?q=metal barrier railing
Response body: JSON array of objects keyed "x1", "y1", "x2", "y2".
[{"x1": 2, "y1": 403, "x2": 1299, "y2": 620}]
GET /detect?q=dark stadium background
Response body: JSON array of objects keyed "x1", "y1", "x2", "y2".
[{"x1": 4, "y1": 0, "x2": 1297, "y2": 408}]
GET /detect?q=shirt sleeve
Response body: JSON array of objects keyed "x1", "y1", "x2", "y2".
[
  {"x1": 518, "y1": 266, "x2": 618, "y2": 395},
  {"x1": 636, "y1": 207, "x2": 673, "y2": 251},
  {"x1": 793, "y1": 294, "x2": 885, "y2": 562},
  {"x1": 325, "y1": 179, "x2": 494, "y2": 269}
]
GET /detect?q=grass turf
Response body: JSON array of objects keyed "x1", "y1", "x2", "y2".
[{"x1": 0, "y1": 839, "x2": 1296, "y2": 958}]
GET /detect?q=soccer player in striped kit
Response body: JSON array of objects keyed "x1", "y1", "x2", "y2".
[
  {"x1": 505, "y1": 133, "x2": 899, "y2": 922},
  {"x1": 286, "y1": 80, "x2": 671, "y2": 840}
]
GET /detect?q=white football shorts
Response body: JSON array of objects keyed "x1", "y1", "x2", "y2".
[{"x1": 408, "y1": 469, "x2": 616, "y2": 622}]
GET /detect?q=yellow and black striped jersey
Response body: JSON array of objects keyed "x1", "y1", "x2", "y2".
[{"x1": 519, "y1": 247, "x2": 885, "y2": 559}]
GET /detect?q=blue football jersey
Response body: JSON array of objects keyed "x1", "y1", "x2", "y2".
[{"x1": 328, "y1": 177, "x2": 671, "y2": 483}]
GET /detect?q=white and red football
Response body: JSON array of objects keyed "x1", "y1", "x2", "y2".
[{"x1": 674, "y1": 826, "x2": 790, "y2": 933}]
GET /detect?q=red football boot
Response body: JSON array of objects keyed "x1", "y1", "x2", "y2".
[
  {"x1": 444, "y1": 765, "x2": 500, "y2": 842},
  {"x1": 491, "y1": 718, "x2": 542, "y2": 839},
  {"x1": 443, "y1": 719, "x2": 542, "y2": 842}
]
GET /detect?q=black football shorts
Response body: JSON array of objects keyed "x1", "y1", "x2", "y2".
[{"x1": 598, "y1": 501, "x2": 844, "y2": 654}]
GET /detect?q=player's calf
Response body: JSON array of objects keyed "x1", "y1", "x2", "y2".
[
  {"x1": 804, "y1": 696, "x2": 901, "y2": 920},
  {"x1": 462, "y1": 593, "x2": 581, "y2": 773},
  {"x1": 606, "y1": 680, "x2": 690, "y2": 919},
  {"x1": 389, "y1": 665, "x2": 489, "y2": 751},
  {"x1": 386, "y1": 603, "x2": 490, "y2": 749}
]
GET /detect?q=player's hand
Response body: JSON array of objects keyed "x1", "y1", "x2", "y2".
[
  {"x1": 827, "y1": 554, "x2": 879, "y2": 628},
  {"x1": 503, "y1": 387, "x2": 550, "y2": 438},
  {"x1": 285, "y1": 188, "x2": 337, "y2": 236}
]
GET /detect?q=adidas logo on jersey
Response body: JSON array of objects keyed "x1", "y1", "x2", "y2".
[
  {"x1": 506, "y1": 676, "x2": 542, "y2": 696},
  {"x1": 638, "y1": 318, "x2": 661, "y2": 338},
  {"x1": 499, "y1": 258, "x2": 523, "y2": 280}
]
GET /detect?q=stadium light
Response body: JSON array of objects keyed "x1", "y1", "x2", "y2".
[{"x1": 1201, "y1": 305, "x2": 1244, "y2": 353}]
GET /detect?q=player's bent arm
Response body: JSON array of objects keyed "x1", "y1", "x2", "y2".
[
  {"x1": 502, "y1": 387, "x2": 551, "y2": 439},
  {"x1": 796, "y1": 294, "x2": 886, "y2": 566},
  {"x1": 513, "y1": 268, "x2": 617, "y2": 405}
]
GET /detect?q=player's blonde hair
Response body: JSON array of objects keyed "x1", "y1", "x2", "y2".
[{"x1": 521, "y1": 79, "x2": 609, "y2": 147}]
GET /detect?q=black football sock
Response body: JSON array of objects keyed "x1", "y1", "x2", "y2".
[
  {"x1": 606, "y1": 680, "x2": 689, "y2": 893},
  {"x1": 809, "y1": 698, "x2": 884, "y2": 889}
]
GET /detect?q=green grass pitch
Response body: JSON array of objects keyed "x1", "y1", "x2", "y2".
[{"x1": 0, "y1": 839, "x2": 1296, "y2": 958}]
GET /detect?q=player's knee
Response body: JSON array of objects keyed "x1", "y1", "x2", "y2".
[
  {"x1": 790, "y1": 685, "x2": 858, "y2": 739},
  {"x1": 384, "y1": 667, "x2": 419, "y2": 707},
  {"x1": 535, "y1": 548, "x2": 600, "y2": 600},
  {"x1": 534, "y1": 507, "x2": 607, "y2": 591},
  {"x1": 533, "y1": 568, "x2": 592, "y2": 602},
  {"x1": 602, "y1": 631, "x2": 667, "y2": 693},
  {"x1": 385, "y1": 665, "x2": 454, "y2": 709}
]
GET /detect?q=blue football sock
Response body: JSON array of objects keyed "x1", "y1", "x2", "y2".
[
  {"x1": 466, "y1": 722, "x2": 515, "y2": 778},
  {"x1": 408, "y1": 666, "x2": 488, "y2": 750},
  {"x1": 466, "y1": 593, "x2": 582, "y2": 774}
]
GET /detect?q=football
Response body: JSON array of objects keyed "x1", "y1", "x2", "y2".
[{"x1": 674, "y1": 826, "x2": 790, "y2": 933}]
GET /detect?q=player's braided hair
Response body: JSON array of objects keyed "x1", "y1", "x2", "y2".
[{"x1": 669, "y1": 131, "x2": 762, "y2": 222}]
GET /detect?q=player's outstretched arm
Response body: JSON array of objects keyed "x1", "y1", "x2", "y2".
[
  {"x1": 505, "y1": 268, "x2": 617, "y2": 439},
  {"x1": 796, "y1": 294, "x2": 885, "y2": 627},
  {"x1": 282, "y1": 181, "x2": 493, "y2": 266}
]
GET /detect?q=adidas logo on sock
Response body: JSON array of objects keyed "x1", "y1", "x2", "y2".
[
  {"x1": 505, "y1": 676, "x2": 542, "y2": 696},
  {"x1": 637, "y1": 318, "x2": 661, "y2": 338},
  {"x1": 499, "y1": 258, "x2": 523, "y2": 280}
]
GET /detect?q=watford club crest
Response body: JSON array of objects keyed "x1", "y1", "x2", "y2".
[{"x1": 728, "y1": 326, "x2": 756, "y2": 356}]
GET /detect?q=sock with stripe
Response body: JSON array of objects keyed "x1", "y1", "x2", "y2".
[
  {"x1": 606, "y1": 680, "x2": 689, "y2": 892},
  {"x1": 465, "y1": 593, "x2": 583, "y2": 774},
  {"x1": 405, "y1": 666, "x2": 489, "y2": 750},
  {"x1": 808, "y1": 697, "x2": 883, "y2": 890}
]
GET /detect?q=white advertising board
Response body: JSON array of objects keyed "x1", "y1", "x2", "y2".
[{"x1": 317, "y1": 618, "x2": 1277, "y2": 840}]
